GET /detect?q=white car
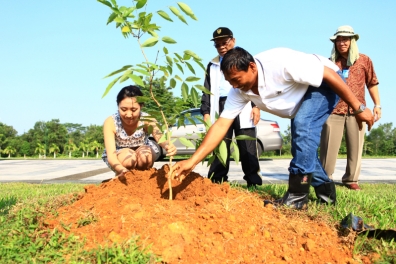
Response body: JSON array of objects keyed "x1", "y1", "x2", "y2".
[{"x1": 150, "y1": 108, "x2": 283, "y2": 161}]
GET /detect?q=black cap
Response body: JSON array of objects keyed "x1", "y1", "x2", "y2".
[{"x1": 211, "y1": 27, "x2": 233, "y2": 41}]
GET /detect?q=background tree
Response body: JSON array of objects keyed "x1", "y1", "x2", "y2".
[
  {"x1": 49, "y1": 143, "x2": 60, "y2": 159},
  {"x1": 64, "y1": 140, "x2": 78, "y2": 158},
  {"x1": 90, "y1": 140, "x2": 103, "y2": 158},
  {"x1": 366, "y1": 123, "x2": 395, "y2": 156},
  {"x1": 0, "y1": 123, "x2": 17, "y2": 157},
  {"x1": 79, "y1": 142, "x2": 87, "y2": 158},
  {"x1": 35, "y1": 143, "x2": 46, "y2": 158},
  {"x1": 2, "y1": 146, "x2": 16, "y2": 158}
]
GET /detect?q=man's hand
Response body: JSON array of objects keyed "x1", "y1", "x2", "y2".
[
  {"x1": 355, "y1": 108, "x2": 374, "y2": 131},
  {"x1": 171, "y1": 159, "x2": 196, "y2": 182},
  {"x1": 251, "y1": 106, "x2": 260, "y2": 125},
  {"x1": 373, "y1": 107, "x2": 382, "y2": 122}
]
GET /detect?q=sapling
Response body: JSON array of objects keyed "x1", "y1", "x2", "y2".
[{"x1": 97, "y1": 0, "x2": 210, "y2": 199}]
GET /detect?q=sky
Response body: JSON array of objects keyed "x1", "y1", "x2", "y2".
[{"x1": 1, "y1": 0, "x2": 395, "y2": 135}]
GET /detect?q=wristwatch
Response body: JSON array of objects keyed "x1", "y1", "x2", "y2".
[{"x1": 353, "y1": 104, "x2": 366, "y2": 115}]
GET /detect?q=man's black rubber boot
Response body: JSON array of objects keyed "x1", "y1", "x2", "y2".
[
  {"x1": 314, "y1": 181, "x2": 336, "y2": 205},
  {"x1": 264, "y1": 173, "x2": 312, "y2": 210}
]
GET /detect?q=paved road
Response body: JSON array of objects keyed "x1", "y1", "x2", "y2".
[{"x1": 1, "y1": 158, "x2": 395, "y2": 184}]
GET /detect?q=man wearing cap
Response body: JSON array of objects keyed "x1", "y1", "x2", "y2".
[
  {"x1": 320, "y1": 25, "x2": 381, "y2": 191},
  {"x1": 200, "y1": 27, "x2": 262, "y2": 188},
  {"x1": 172, "y1": 46, "x2": 374, "y2": 210}
]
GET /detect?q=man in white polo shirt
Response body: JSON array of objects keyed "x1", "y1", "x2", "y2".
[{"x1": 171, "y1": 47, "x2": 374, "y2": 210}]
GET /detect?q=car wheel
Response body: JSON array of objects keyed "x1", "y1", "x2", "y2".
[
  {"x1": 256, "y1": 142, "x2": 263, "y2": 157},
  {"x1": 149, "y1": 139, "x2": 164, "y2": 161}
]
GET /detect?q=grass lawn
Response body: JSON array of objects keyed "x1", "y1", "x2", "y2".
[{"x1": 1, "y1": 182, "x2": 395, "y2": 263}]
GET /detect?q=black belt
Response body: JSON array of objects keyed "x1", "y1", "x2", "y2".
[{"x1": 219, "y1": 96, "x2": 227, "y2": 102}]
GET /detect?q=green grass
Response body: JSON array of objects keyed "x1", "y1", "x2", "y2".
[
  {"x1": 0, "y1": 182, "x2": 395, "y2": 263},
  {"x1": 0, "y1": 183, "x2": 159, "y2": 264},
  {"x1": 257, "y1": 183, "x2": 396, "y2": 263}
]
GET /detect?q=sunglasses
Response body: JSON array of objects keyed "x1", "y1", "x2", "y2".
[{"x1": 214, "y1": 38, "x2": 231, "y2": 48}]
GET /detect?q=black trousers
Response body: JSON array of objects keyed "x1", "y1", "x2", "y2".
[{"x1": 208, "y1": 98, "x2": 262, "y2": 185}]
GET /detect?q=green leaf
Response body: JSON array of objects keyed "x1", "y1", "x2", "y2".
[
  {"x1": 148, "y1": 30, "x2": 158, "y2": 37},
  {"x1": 175, "y1": 75, "x2": 183, "y2": 82},
  {"x1": 183, "y1": 53, "x2": 191, "y2": 60},
  {"x1": 177, "y1": 2, "x2": 196, "y2": 19},
  {"x1": 194, "y1": 84, "x2": 212, "y2": 95},
  {"x1": 136, "y1": 0, "x2": 147, "y2": 9},
  {"x1": 102, "y1": 76, "x2": 121, "y2": 98},
  {"x1": 98, "y1": 0, "x2": 112, "y2": 8},
  {"x1": 114, "y1": 17, "x2": 125, "y2": 23},
  {"x1": 128, "y1": 74, "x2": 144, "y2": 87},
  {"x1": 107, "y1": 12, "x2": 117, "y2": 25},
  {"x1": 176, "y1": 63, "x2": 184, "y2": 74},
  {"x1": 178, "y1": 137, "x2": 195, "y2": 149},
  {"x1": 132, "y1": 68, "x2": 150, "y2": 76},
  {"x1": 217, "y1": 140, "x2": 228, "y2": 167},
  {"x1": 169, "y1": 6, "x2": 181, "y2": 17},
  {"x1": 147, "y1": 125, "x2": 153, "y2": 135},
  {"x1": 191, "y1": 87, "x2": 199, "y2": 107},
  {"x1": 166, "y1": 56, "x2": 173, "y2": 66},
  {"x1": 181, "y1": 82, "x2": 189, "y2": 100},
  {"x1": 158, "y1": 134, "x2": 167, "y2": 144},
  {"x1": 174, "y1": 53, "x2": 184, "y2": 62},
  {"x1": 170, "y1": 78, "x2": 176, "y2": 88},
  {"x1": 103, "y1": 65, "x2": 132, "y2": 78},
  {"x1": 234, "y1": 135, "x2": 256, "y2": 140},
  {"x1": 193, "y1": 58, "x2": 206, "y2": 72},
  {"x1": 231, "y1": 141, "x2": 240, "y2": 164},
  {"x1": 162, "y1": 36, "x2": 177, "y2": 44},
  {"x1": 185, "y1": 61, "x2": 195, "y2": 75},
  {"x1": 184, "y1": 50, "x2": 201, "y2": 60},
  {"x1": 167, "y1": 65, "x2": 173, "y2": 75},
  {"x1": 163, "y1": 46, "x2": 168, "y2": 55},
  {"x1": 157, "y1": 10, "x2": 173, "y2": 22},
  {"x1": 119, "y1": 69, "x2": 133, "y2": 83},
  {"x1": 141, "y1": 37, "x2": 158, "y2": 47},
  {"x1": 185, "y1": 76, "x2": 200, "y2": 82}
]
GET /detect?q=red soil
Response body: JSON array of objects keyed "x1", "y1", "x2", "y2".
[{"x1": 45, "y1": 165, "x2": 359, "y2": 263}]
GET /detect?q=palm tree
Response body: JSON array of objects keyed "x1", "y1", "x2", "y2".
[
  {"x1": 64, "y1": 141, "x2": 78, "y2": 158},
  {"x1": 3, "y1": 146, "x2": 16, "y2": 158},
  {"x1": 49, "y1": 143, "x2": 60, "y2": 159},
  {"x1": 90, "y1": 140, "x2": 103, "y2": 158},
  {"x1": 79, "y1": 142, "x2": 87, "y2": 158},
  {"x1": 35, "y1": 143, "x2": 46, "y2": 158}
]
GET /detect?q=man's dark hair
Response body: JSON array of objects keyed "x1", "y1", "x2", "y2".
[
  {"x1": 116, "y1": 85, "x2": 144, "y2": 105},
  {"x1": 220, "y1": 47, "x2": 255, "y2": 73}
]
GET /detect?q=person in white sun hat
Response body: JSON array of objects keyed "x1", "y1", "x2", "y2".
[{"x1": 320, "y1": 25, "x2": 381, "y2": 191}]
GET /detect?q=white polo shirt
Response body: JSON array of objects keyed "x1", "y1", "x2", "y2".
[{"x1": 221, "y1": 48, "x2": 339, "y2": 119}]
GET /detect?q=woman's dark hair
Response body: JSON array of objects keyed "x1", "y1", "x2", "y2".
[
  {"x1": 116, "y1": 85, "x2": 144, "y2": 105},
  {"x1": 220, "y1": 47, "x2": 255, "y2": 73}
]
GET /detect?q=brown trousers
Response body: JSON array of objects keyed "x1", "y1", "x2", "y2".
[{"x1": 320, "y1": 114, "x2": 366, "y2": 183}]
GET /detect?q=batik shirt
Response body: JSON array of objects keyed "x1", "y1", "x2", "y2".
[{"x1": 332, "y1": 54, "x2": 379, "y2": 115}]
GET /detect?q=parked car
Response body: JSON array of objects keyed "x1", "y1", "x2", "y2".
[{"x1": 149, "y1": 108, "x2": 283, "y2": 161}]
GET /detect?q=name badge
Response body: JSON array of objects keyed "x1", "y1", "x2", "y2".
[{"x1": 342, "y1": 69, "x2": 349, "y2": 79}]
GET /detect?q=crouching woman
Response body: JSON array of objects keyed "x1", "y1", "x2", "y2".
[{"x1": 102, "y1": 85, "x2": 176, "y2": 178}]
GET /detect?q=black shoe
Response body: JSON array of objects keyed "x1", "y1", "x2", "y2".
[
  {"x1": 264, "y1": 173, "x2": 312, "y2": 210},
  {"x1": 314, "y1": 182, "x2": 336, "y2": 205}
]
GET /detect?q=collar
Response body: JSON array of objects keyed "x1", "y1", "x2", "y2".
[{"x1": 210, "y1": 55, "x2": 221, "y2": 65}]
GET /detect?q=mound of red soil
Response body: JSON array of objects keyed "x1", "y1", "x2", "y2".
[{"x1": 46, "y1": 165, "x2": 357, "y2": 263}]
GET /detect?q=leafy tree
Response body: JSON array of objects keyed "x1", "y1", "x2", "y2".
[
  {"x1": 366, "y1": 123, "x2": 394, "y2": 155},
  {"x1": 90, "y1": 140, "x2": 103, "y2": 158},
  {"x1": 280, "y1": 125, "x2": 291, "y2": 156},
  {"x1": 49, "y1": 143, "x2": 60, "y2": 159},
  {"x1": 98, "y1": 0, "x2": 209, "y2": 199},
  {"x1": 35, "y1": 143, "x2": 46, "y2": 158},
  {"x1": 64, "y1": 141, "x2": 78, "y2": 158},
  {"x1": 2, "y1": 146, "x2": 16, "y2": 158},
  {"x1": 19, "y1": 141, "x2": 31, "y2": 158},
  {"x1": 85, "y1": 125, "x2": 104, "y2": 144},
  {"x1": 0, "y1": 123, "x2": 17, "y2": 157},
  {"x1": 79, "y1": 142, "x2": 88, "y2": 158}
]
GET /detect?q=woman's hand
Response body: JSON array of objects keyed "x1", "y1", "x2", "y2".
[{"x1": 164, "y1": 143, "x2": 177, "y2": 156}]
